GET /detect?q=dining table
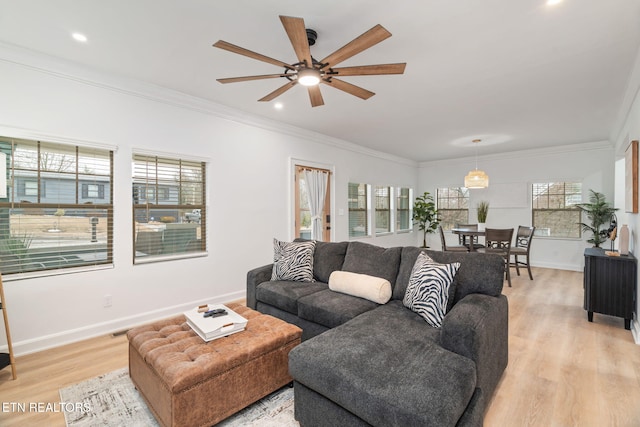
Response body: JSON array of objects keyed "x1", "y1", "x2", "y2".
[{"x1": 450, "y1": 227, "x2": 485, "y2": 252}]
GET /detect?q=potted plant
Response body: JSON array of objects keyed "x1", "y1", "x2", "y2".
[
  {"x1": 412, "y1": 192, "x2": 440, "y2": 247},
  {"x1": 477, "y1": 201, "x2": 489, "y2": 231},
  {"x1": 576, "y1": 190, "x2": 617, "y2": 248}
]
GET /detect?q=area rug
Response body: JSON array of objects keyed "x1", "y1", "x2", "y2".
[{"x1": 59, "y1": 368, "x2": 298, "y2": 427}]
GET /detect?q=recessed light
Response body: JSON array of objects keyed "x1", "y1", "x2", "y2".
[
  {"x1": 546, "y1": 0, "x2": 562, "y2": 5},
  {"x1": 72, "y1": 32, "x2": 88, "y2": 43},
  {"x1": 274, "y1": 102, "x2": 284, "y2": 110}
]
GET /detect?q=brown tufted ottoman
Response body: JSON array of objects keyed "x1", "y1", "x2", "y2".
[{"x1": 127, "y1": 303, "x2": 302, "y2": 427}]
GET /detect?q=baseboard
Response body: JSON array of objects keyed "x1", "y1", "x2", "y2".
[
  {"x1": 530, "y1": 261, "x2": 583, "y2": 272},
  {"x1": 3, "y1": 290, "x2": 245, "y2": 356},
  {"x1": 632, "y1": 318, "x2": 640, "y2": 345}
]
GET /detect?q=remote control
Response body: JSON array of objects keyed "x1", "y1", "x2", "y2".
[{"x1": 203, "y1": 309, "x2": 227, "y2": 318}]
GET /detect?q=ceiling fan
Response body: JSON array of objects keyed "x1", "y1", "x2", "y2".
[{"x1": 213, "y1": 15, "x2": 406, "y2": 107}]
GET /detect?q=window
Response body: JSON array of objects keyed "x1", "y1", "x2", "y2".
[
  {"x1": 437, "y1": 187, "x2": 470, "y2": 230},
  {"x1": 348, "y1": 183, "x2": 369, "y2": 238},
  {"x1": 396, "y1": 187, "x2": 412, "y2": 232},
  {"x1": 23, "y1": 180, "x2": 39, "y2": 197},
  {"x1": 82, "y1": 183, "x2": 104, "y2": 199},
  {"x1": 532, "y1": 182, "x2": 582, "y2": 238},
  {"x1": 132, "y1": 154, "x2": 206, "y2": 263},
  {"x1": 374, "y1": 186, "x2": 392, "y2": 235},
  {"x1": 0, "y1": 137, "x2": 113, "y2": 276}
]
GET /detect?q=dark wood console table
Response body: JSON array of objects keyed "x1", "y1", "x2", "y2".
[{"x1": 583, "y1": 248, "x2": 636, "y2": 330}]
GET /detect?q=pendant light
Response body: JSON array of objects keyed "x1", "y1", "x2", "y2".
[{"x1": 464, "y1": 139, "x2": 489, "y2": 189}]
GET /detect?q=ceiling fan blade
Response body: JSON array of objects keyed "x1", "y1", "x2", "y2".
[
  {"x1": 258, "y1": 81, "x2": 297, "y2": 102},
  {"x1": 323, "y1": 78, "x2": 375, "y2": 100},
  {"x1": 308, "y1": 85, "x2": 324, "y2": 107},
  {"x1": 280, "y1": 16, "x2": 313, "y2": 66},
  {"x1": 320, "y1": 24, "x2": 392, "y2": 68},
  {"x1": 331, "y1": 63, "x2": 406, "y2": 76},
  {"x1": 217, "y1": 74, "x2": 289, "y2": 84},
  {"x1": 213, "y1": 40, "x2": 294, "y2": 70}
]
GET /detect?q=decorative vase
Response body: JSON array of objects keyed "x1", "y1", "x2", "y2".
[
  {"x1": 478, "y1": 223, "x2": 486, "y2": 232},
  {"x1": 619, "y1": 224, "x2": 629, "y2": 255}
]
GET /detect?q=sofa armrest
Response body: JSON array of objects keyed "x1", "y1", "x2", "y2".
[
  {"x1": 246, "y1": 264, "x2": 273, "y2": 309},
  {"x1": 440, "y1": 293, "x2": 508, "y2": 404}
]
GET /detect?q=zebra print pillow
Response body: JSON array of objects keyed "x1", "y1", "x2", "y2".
[
  {"x1": 403, "y1": 252, "x2": 460, "y2": 328},
  {"x1": 271, "y1": 239, "x2": 316, "y2": 282}
]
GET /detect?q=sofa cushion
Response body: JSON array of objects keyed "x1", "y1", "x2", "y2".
[
  {"x1": 341, "y1": 241, "x2": 402, "y2": 284},
  {"x1": 395, "y1": 247, "x2": 504, "y2": 305},
  {"x1": 394, "y1": 247, "x2": 457, "y2": 312},
  {"x1": 255, "y1": 281, "x2": 328, "y2": 315},
  {"x1": 403, "y1": 252, "x2": 460, "y2": 328},
  {"x1": 297, "y1": 289, "x2": 379, "y2": 329},
  {"x1": 289, "y1": 301, "x2": 476, "y2": 427},
  {"x1": 329, "y1": 271, "x2": 392, "y2": 304},
  {"x1": 395, "y1": 246, "x2": 424, "y2": 299},
  {"x1": 271, "y1": 239, "x2": 315, "y2": 282},
  {"x1": 310, "y1": 240, "x2": 349, "y2": 283},
  {"x1": 426, "y1": 250, "x2": 504, "y2": 303}
]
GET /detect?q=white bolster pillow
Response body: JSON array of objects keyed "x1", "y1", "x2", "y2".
[{"x1": 328, "y1": 271, "x2": 392, "y2": 304}]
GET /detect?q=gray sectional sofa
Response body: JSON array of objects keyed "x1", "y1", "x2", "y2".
[{"x1": 246, "y1": 240, "x2": 508, "y2": 427}]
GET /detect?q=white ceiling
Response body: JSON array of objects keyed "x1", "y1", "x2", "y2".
[{"x1": 1, "y1": 0, "x2": 639, "y2": 161}]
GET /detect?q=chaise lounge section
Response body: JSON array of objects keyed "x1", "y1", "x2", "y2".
[{"x1": 246, "y1": 240, "x2": 508, "y2": 426}]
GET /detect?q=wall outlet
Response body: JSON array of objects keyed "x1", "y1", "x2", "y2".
[{"x1": 103, "y1": 294, "x2": 112, "y2": 308}]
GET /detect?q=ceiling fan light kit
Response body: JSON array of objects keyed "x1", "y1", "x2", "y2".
[
  {"x1": 213, "y1": 15, "x2": 406, "y2": 107},
  {"x1": 297, "y1": 68, "x2": 321, "y2": 86}
]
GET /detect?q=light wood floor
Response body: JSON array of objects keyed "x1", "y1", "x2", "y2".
[{"x1": 0, "y1": 268, "x2": 639, "y2": 426}]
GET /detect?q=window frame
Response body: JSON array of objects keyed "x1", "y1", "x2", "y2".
[
  {"x1": 0, "y1": 136, "x2": 114, "y2": 278},
  {"x1": 531, "y1": 181, "x2": 582, "y2": 239},
  {"x1": 396, "y1": 187, "x2": 413, "y2": 233},
  {"x1": 436, "y1": 187, "x2": 470, "y2": 230},
  {"x1": 348, "y1": 182, "x2": 370, "y2": 239},
  {"x1": 23, "y1": 180, "x2": 39, "y2": 197},
  {"x1": 82, "y1": 183, "x2": 105, "y2": 199},
  {"x1": 132, "y1": 153, "x2": 207, "y2": 264},
  {"x1": 374, "y1": 185, "x2": 393, "y2": 235}
]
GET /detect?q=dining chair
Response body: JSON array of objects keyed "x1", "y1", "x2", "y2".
[
  {"x1": 454, "y1": 223, "x2": 485, "y2": 250},
  {"x1": 510, "y1": 225, "x2": 535, "y2": 280},
  {"x1": 477, "y1": 228, "x2": 514, "y2": 287},
  {"x1": 439, "y1": 226, "x2": 469, "y2": 252}
]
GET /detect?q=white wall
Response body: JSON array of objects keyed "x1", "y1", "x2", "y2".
[
  {"x1": 611, "y1": 44, "x2": 640, "y2": 344},
  {"x1": 0, "y1": 45, "x2": 419, "y2": 355},
  {"x1": 418, "y1": 142, "x2": 615, "y2": 271},
  {"x1": 2, "y1": 38, "x2": 635, "y2": 352}
]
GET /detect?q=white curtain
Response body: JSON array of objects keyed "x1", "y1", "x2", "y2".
[{"x1": 303, "y1": 169, "x2": 329, "y2": 241}]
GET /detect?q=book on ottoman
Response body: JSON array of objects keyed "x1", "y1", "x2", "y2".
[{"x1": 184, "y1": 304, "x2": 248, "y2": 342}]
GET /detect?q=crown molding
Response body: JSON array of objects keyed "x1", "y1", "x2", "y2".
[
  {"x1": 0, "y1": 41, "x2": 417, "y2": 168},
  {"x1": 418, "y1": 140, "x2": 613, "y2": 168}
]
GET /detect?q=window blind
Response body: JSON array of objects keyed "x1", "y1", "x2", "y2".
[
  {"x1": 0, "y1": 137, "x2": 114, "y2": 276},
  {"x1": 436, "y1": 187, "x2": 470, "y2": 230},
  {"x1": 348, "y1": 183, "x2": 368, "y2": 238},
  {"x1": 396, "y1": 187, "x2": 412, "y2": 231},
  {"x1": 374, "y1": 186, "x2": 391, "y2": 234},
  {"x1": 532, "y1": 182, "x2": 582, "y2": 238},
  {"x1": 132, "y1": 154, "x2": 206, "y2": 263}
]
